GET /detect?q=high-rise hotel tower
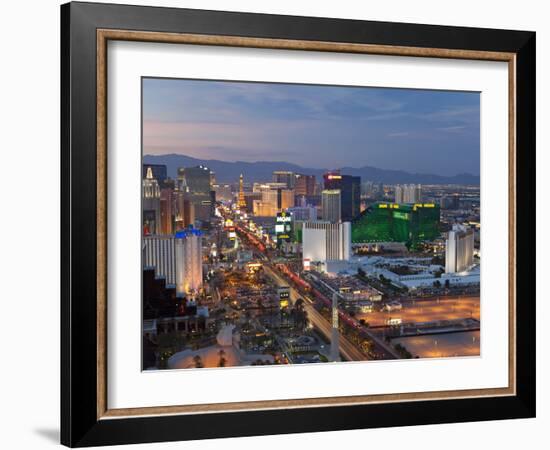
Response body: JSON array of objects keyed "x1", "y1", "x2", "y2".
[
  {"x1": 445, "y1": 224, "x2": 474, "y2": 273},
  {"x1": 143, "y1": 229, "x2": 203, "y2": 296},
  {"x1": 142, "y1": 167, "x2": 161, "y2": 235}
]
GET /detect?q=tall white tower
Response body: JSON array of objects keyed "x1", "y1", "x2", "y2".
[
  {"x1": 445, "y1": 224, "x2": 474, "y2": 273},
  {"x1": 302, "y1": 221, "x2": 351, "y2": 268},
  {"x1": 142, "y1": 167, "x2": 161, "y2": 234},
  {"x1": 330, "y1": 293, "x2": 340, "y2": 362},
  {"x1": 175, "y1": 229, "x2": 203, "y2": 296},
  {"x1": 143, "y1": 167, "x2": 160, "y2": 198},
  {"x1": 394, "y1": 185, "x2": 404, "y2": 204},
  {"x1": 394, "y1": 184, "x2": 422, "y2": 204}
]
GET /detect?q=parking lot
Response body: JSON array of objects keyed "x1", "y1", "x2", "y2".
[{"x1": 356, "y1": 296, "x2": 480, "y2": 326}]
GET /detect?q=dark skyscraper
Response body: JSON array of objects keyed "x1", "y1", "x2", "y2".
[
  {"x1": 323, "y1": 171, "x2": 361, "y2": 221},
  {"x1": 272, "y1": 171, "x2": 295, "y2": 188},
  {"x1": 178, "y1": 166, "x2": 211, "y2": 194},
  {"x1": 177, "y1": 166, "x2": 215, "y2": 224},
  {"x1": 294, "y1": 174, "x2": 316, "y2": 196}
]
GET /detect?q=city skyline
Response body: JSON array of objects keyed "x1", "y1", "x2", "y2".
[
  {"x1": 142, "y1": 77, "x2": 481, "y2": 371},
  {"x1": 143, "y1": 78, "x2": 480, "y2": 177}
]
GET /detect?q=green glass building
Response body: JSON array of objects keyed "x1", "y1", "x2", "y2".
[{"x1": 352, "y1": 202, "x2": 440, "y2": 248}]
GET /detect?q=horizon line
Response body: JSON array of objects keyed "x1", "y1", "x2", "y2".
[{"x1": 143, "y1": 152, "x2": 480, "y2": 178}]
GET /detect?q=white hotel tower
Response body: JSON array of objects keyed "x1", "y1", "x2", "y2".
[
  {"x1": 175, "y1": 229, "x2": 203, "y2": 295},
  {"x1": 394, "y1": 184, "x2": 422, "y2": 204},
  {"x1": 445, "y1": 224, "x2": 474, "y2": 274},
  {"x1": 302, "y1": 221, "x2": 351, "y2": 270},
  {"x1": 143, "y1": 229, "x2": 203, "y2": 296},
  {"x1": 143, "y1": 235, "x2": 176, "y2": 285}
]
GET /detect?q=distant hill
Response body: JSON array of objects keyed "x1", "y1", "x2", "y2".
[{"x1": 143, "y1": 153, "x2": 480, "y2": 185}]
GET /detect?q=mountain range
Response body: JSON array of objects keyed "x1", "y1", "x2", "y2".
[{"x1": 143, "y1": 153, "x2": 480, "y2": 185}]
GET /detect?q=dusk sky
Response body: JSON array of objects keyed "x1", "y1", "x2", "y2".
[{"x1": 143, "y1": 78, "x2": 480, "y2": 176}]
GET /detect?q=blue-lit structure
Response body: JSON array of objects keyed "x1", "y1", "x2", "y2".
[{"x1": 175, "y1": 227, "x2": 203, "y2": 239}]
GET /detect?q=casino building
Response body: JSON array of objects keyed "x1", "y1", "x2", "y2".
[
  {"x1": 351, "y1": 202, "x2": 440, "y2": 249},
  {"x1": 302, "y1": 221, "x2": 352, "y2": 270},
  {"x1": 323, "y1": 171, "x2": 361, "y2": 221}
]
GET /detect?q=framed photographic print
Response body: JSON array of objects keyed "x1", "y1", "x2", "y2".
[{"x1": 61, "y1": 1, "x2": 536, "y2": 447}]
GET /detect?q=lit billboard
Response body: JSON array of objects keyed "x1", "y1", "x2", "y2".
[{"x1": 275, "y1": 212, "x2": 293, "y2": 244}]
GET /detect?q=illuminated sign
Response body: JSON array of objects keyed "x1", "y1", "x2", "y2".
[
  {"x1": 175, "y1": 228, "x2": 203, "y2": 238},
  {"x1": 386, "y1": 318, "x2": 402, "y2": 325},
  {"x1": 393, "y1": 211, "x2": 410, "y2": 220},
  {"x1": 247, "y1": 262, "x2": 262, "y2": 273},
  {"x1": 278, "y1": 287, "x2": 290, "y2": 299},
  {"x1": 276, "y1": 212, "x2": 292, "y2": 223},
  {"x1": 278, "y1": 286, "x2": 290, "y2": 310},
  {"x1": 275, "y1": 212, "x2": 293, "y2": 246},
  {"x1": 327, "y1": 174, "x2": 342, "y2": 180}
]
